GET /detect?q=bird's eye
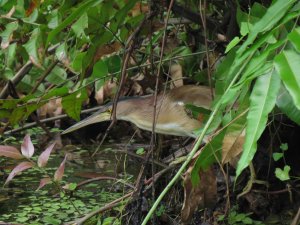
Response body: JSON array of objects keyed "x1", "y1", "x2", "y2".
[{"x1": 107, "y1": 108, "x2": 112, "y2": 113}]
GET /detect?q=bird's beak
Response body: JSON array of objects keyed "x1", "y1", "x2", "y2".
[{"x1": 61, "y1": 111, "x2": 111, "y2": 134}]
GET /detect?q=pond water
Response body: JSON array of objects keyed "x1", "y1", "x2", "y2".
[{"x1": 0, "y1": 144, "x2": 143, "y2": 224}]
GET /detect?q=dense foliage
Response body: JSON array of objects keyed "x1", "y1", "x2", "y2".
[{"x1": 1, "y1": 0, "x2": 300, "y2": 224}]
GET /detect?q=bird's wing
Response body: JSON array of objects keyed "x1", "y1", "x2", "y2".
[{"x1": 166, "y1": 85, "x2": 213, "y2": 109}]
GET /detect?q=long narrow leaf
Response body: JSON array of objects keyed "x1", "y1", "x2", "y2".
[
  {"x1": 0, "y1": 146, "x2": 23, "y2": 159},
  {"x1": 274, "y1": 50, "x2": 300, "y2": 109},
  {"x1": 276, "y1": 85, "x2": 300, "y2": 125},
  {"x1": 54, "y1": 155, "x2": 67, "y2": 181},
  {"x1": 238, "y1": 0, "x2": 296, "y2": 54},
  {"x1": 46, "y1": 0, "x2": 103, "y2": 47},
  {"x1": 236, "y1": 71, "x2": 280, "y2": 178},
  {"x1": 38, "y1": 143, "x2": 55, "y2": 168},
  {"x1": 4, "y1": 161, "x2": 34, "y2": 185}
]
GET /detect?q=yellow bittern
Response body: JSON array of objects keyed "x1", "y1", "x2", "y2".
[{"x1": 62, "y1": 85, "x2": 213, "y2": 137}]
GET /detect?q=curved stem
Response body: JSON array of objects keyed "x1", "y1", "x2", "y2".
[{"x1": 141, "y1": 52, "x2": 254, "y2": 225}]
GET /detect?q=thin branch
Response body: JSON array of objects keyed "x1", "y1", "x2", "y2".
[
  {"x1": 3, "y1": 105, "x2": 105, "y2": 135},
  {"x1": 0, "y1": 61, "x2": 33, "y2": 99},
  {"x1": 30, "y1": 60, "x2": 59, "y2": 94}
]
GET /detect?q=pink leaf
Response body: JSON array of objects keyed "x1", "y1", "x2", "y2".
[
  {"x1": 4, "y1": 161, "x2": 34, "y2": 185},
  {"x1": 54, "y1": 155, "x2": 67, "y2": 182},
  {"x1": 0, "y1": 146, "x2": 23, "y2": 159},
  {"x1": 37, "y1": 177, "x2": 52, "y2": 190},
  {"x1": 38, "y1": 143, "x2": 55, "y2": 167},
  {"x1": 21, "y1": 134, "x2": 34, "y2": 158}
]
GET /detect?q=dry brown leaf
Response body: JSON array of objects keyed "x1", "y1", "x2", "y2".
[
  {"x1": 181, "y1": 166, "x2": 217, "y2": 224},
  {"x1": 222, "y1": 129, "x2": 245, "y2": 166},
  {"x1": 93, "y1": 42, "x2": 122, "y2": 64}
]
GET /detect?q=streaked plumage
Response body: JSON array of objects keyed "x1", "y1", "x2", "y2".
[{"x1": 62, "y1": 85, "x2": 213, "y2": 137}]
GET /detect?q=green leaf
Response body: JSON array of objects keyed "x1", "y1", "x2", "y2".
[
  {"x1": 191, "y1": 130, "x2": 224, "y2": 186},
  {"x1": 23, "y1": 28, "x2": 42, "y2": 65},
  {"x1": 62, "y1": 89, "x2": 88, "y2": 121},
  {"x1": 288, "y1": 27, "x2": 300, "y2": 52},
  {"x1": 48, "y1": 9, "x2": 61, "y2": 29},
  {"x1": 23, "y1": 8, "x2": 39, "y2": 23},
  {"x1": 41, "y1": 86, "x2": 69, "y2": 100},
  {"x1": 225, "y1": 37, "x2": 242, "y2": 53},
  {"x1": 0, "y1": 21, "x2": 18, "y2": 49},
  {"x1": 280, "y1": 143, "x2": 288, "y2": 151},
  {"x1": 236, "y1": 70, "x2": 280, "y2": 178},
  {"x1": 46, "y1": 66, "x2": 67, "y2": 85},
  {"x1": 46, "y1": 0, "x2": 103, "y2": 47},
  {"x1": 136, "y1": 147, "x2": 145, "y2": 155},
  {"x1": 273, "y1": 152, "x2": 283, "y2": 161},
  {"x1": 275, "y1": 50, "x2": 300, "y2": 110},
  {"x1": 275, "y1": 165, "x2": 290, "y2": 181},
  {"x1": 276, "y1": 85, "x2": 300, "y2": 125},
  {"x1": 7, "y1": 42, "x2": 17, "y2": 67},
  {"x1": 91, "y1": 60, "x2": 108, "y2": 79},
  {"x1": 243, "y1": 217, "x2": 253, "y2": 224},
  {"x1": 110, "y1": 0, "x2": 139, "y2": 32},
  {"x1": 238, "y1": 0, "x2": 296, "y2": 54},
  {"x1": 71, "y1": 13, "x2": 88, "y2": 38},
  {"x1": 43, "y1": 216, "x2": 61, "y2": 225},
  {"x1": 106, "y1": 55, "x2": 121, "y2": 74},
  {"x1": 72, "y1": 52, "x2": 86, "y2": 72}
]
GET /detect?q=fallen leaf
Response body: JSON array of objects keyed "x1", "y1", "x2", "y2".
[{"x1": 181, "y1": 165, "x2": 217, "y2": 224}]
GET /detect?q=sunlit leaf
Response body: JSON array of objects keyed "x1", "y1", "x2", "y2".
[
  {"x1": 276, "y1": 85, "x2": 300, "y2": 125},
  {"x1": 225, "y1": 37, "x2": 242, "y2": 53},
  {"x1": 54, "y1": 155, "x2": 67, "y2": 181},
  {"x1": 236, "y1": 71, "x2": 280, "y2": 178},
  {"x1": 7, "y1": 42, "x2": 17, "y2": 67},
  {"x1": 274, "y1": 50, "x2": 300, "y2": 110},
  {"x1": 280, "y1": 143, "x2": 288, "y2": 151},
  {"x1": 0, "y1": 146, "x2": 23, "y2": 159},
  {"x1": 288, "y1": 27, "x2": 300, "y2": 52},
  {"x1": 21, "y1": 134, "x2": 34, "y2": 158},
  {"x1": 238, "y1": 0, "x2": 296, "y2": 54},
  {"x1": 23, "y1": 28, "x2": 42, "y2": 67},
  {"x1": 273, "y1": 153, "x2": 283, "y2": 161},
  {"x1": 275, "y1": 165, "x2": 290, "y2": 181},
  {"x1": 4, "y1": 161, "x2": 34, "y2": 185},
  {"x1": 0, "y1": 21, "x2": 18, "y2": 49},
  {"x1": 38, "y1": 143, "x2": 55, "y2": 167}
]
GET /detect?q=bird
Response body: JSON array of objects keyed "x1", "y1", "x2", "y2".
[{"x1": 62, "y1": 85, "x2": 213, "y2": 137}]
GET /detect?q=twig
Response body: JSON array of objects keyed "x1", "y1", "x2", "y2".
[
  {"x1": 92, "y1": 13, "x2": 154, "y2": 157},
  {"x1": 3, "y1": 105, "x2": 105, "y2": 135},
  {"x1": 65, "y1": 192, "x2": 133, "y2": 225},
  {"x1": 291, "y1": 207, "x2": 300, "y2": 225},
  {"x1": 75, "y1": 176, "x2": 135, "y2": 190},
  {"x1": 30, "y1": 60, "x2": 59, "y2": 94},
  {"x1": 0, "y1": 61, "x2": 33, "y2": 99},
  {"x1": 199, "y1": 0, "x2": 214, "y2": 98}
]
